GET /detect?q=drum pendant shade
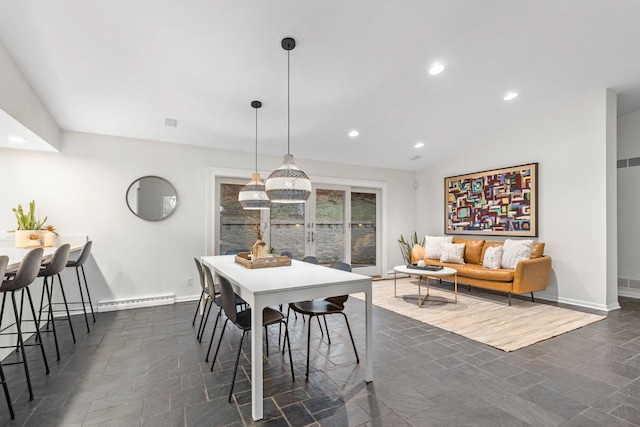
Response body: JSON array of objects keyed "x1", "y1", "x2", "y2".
[
  {"x1": 239, "y1": 100, "x2": 270, "y2": 210},
  {"x1": 265, "y1": 37, "x2": 311, "y2": 203}
]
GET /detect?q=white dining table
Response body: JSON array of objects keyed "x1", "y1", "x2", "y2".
[
  {"x1": 201, "y1": 255, "x2": 373, "y2": 421},
  {"x1": 0, "y1": 243, "x2": 85, "y2": 272}
]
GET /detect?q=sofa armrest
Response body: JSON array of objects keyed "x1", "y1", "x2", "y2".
[{"x1": 512, "y1": 256, "x2": 552, "y2": 294}]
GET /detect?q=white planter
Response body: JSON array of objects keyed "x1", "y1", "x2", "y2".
[{"x1": 15, "y1": 230, "x2": 42, "y2": 248}]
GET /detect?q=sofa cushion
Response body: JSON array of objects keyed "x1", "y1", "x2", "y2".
[
  {"x1": 531, "y1": 243, "x2": 545, "y2": 258},
  {"x1": 453, "y1": 238, "x2": 485, "y2": 265},
  {"x1": 423, "y1": 260, "x2": 515, "y2": 282},
  {"x1": 501, "y1": 239, "x2": 533, "y2": 269},
  {"x1": 481, "y1": 241, "x2": 503, "y2": 261},
  {"x1": 482, "y1": 245, "x2": 503, "y2": 269},
  {"x1": 424, "y1": 235, "x2": 453, "y2": 259},
  {"x1": 440, "y1": 243, "x2": 465, "y2": 264}
]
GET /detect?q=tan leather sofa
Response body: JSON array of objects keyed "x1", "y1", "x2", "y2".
[{"x1": 420, "y1": 238, "x2": 552, "y2": 305}]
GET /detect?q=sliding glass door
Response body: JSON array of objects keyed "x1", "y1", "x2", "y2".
[{"x1": 216, "y1": 179, "x2": 380, "y2": 276}]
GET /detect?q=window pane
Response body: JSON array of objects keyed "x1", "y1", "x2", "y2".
[
  {"x1": 315, "y1": 189, "x2": 344, "y2": 265},
  {"x1": 269, "y1": 203, "x2": 305, "y2": 259},
  {"x1": 219, "y1": 183, "x2": 261, "y2": 254},
  {"x1": 351, "y1": 192, "x2": 376, "y2": 267}
]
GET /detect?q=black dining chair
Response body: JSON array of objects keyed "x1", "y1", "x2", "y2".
[
  {"x1": 302, "y1": 256, "x2": 318, "y2": 265},
  {"x1": 0, "y1": 248, "x2": 49, "y2": 403},
  {"x1": 210, "y1": 274, "x2": 294, "y2": 402},
  {"x1": 193, "y1": 258, "x2": 213, "y2": 342},
  {"x1": 37, "y1": 244, "x2": 72, "y2": 361},
  {"x1": 65, "y1": 240, "x2": 95, "y2": 332},
  {"x1": 202, "y1": 263, "x2": 247, "y2": 362},
  {"x1": 224, "y1": 249, "x2": 248, "y2": 255},
  {"x1": 288, "y1": 262, "x2": 359, "y2": 378},
  {"x1": 0, "y1": 256, "x2": 14, "y2": 420}
]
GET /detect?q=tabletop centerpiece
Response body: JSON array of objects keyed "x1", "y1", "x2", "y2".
[{"x1": 11, "y1": 200, "x2": 48, "y2": 248}]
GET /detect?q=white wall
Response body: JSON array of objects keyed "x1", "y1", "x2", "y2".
[
  {"x1": 617, "y1": 109, "x2": 640, "y2": 299},
  {"x1": 0, "y1": 130, "x2": 415, "y2": 309},
  {"x1": 0, "y1": 40, "x2": 61, "y2": 150},
  {"x1": 415, "y1": 90, "x2": 619, "y2": 311}
]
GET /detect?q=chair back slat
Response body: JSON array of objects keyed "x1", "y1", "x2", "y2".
[
  {"x1": 74, "y1": 241, "x2": 93, "y2": 266},
  {"x1": 327, "y1": 262, "x2": 351, "y2": 307},
  {"x1": 194, "y1": 258, "x2": 206, "y2": 291},
  {"x1": 201, "y1": 263, "x2": 218, "y2": 297},
  {"x1": 216, "y1": 275, "x2": 238, "y2": 324},
  {"x1": 40, "y1": 244, "x2": 70, "y2": 276},
  {"x1": 0, "y1": 256, "x2": 8, "y2": 282},
  {"x1": 2, "y1": 248, "x2": 43, "y2": 291}
]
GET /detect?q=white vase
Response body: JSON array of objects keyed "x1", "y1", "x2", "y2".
[
  {"x1": 44, "y1": 231, "x2": 57, "y2": 247},
  {"x1": 15, "y1": 230, "x2": 33, "y2": 248}
]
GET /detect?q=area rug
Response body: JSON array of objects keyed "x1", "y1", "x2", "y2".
[{"x1": 353, "y1": 277, "x2": 606, "y2": 352}]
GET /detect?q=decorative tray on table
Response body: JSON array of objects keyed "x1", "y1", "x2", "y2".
[
  {"x1": 406, "y1": 264, "x2": 443, "y2": 271},
  {"x1": 235, "y1": 252, "x2": 292, "y2": 269}
]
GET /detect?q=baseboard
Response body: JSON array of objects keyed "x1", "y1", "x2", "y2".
[
  {"x1": 618, "y1": 287, "x2": 640, "y2": 299},
  {"x1": 175, "y1": 295, "x2": 202, "y2": 303},
  {"x1": 534, "y1": 293, "x2": 618, "y2": 312},
  {"x1": 97, "y1": 294, "x2": 175, "y2": 312}
]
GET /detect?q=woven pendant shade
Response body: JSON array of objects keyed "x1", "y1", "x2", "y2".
[
  {"x1": 238, "y1": 172, "x2": 270, "y2": 210},
  {"x1": 265, "y1": 37, "x2": 311, "y2": 203},
  {"x1": 265, "y1": 154, "x2": 311, "y2": 203},
  {"x1": 238, "y1": 100, "x2": 270, "y2": 210}
]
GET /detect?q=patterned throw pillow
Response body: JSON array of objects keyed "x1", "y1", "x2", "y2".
[
  {"x1": 482, "y1": 245, "x2": 503, "y2": 269},
  {"x1": 424, "y1": 235, "x2": 453, "y2": 259},
  {"x1": 440, "y1": 243, "x2": 466, "y2": 264},
  {"x1": 501, "y1": 239, "x2": 533, "y2": 269}
]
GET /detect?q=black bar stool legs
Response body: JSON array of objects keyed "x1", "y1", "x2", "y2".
[
  {"x1": 74, "y1": 266, "x2": 92, "y2": 331},
  {"x1": 0, "y1": 249, "x2": 49, "y2": 406},
  {"x1": 65, "y1": 241, "x2": 95, "y2": 333},
  {"x1": 0, "y1": 359, "x2": 14, "y2": 420}
]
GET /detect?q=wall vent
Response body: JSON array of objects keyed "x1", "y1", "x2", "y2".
[
  {"x1": 97, "y1": 294, "x2": 175, "y2": 312},
  {"x1": 164, "y1": 118, "x2": 178, "y2": 127},
  {"x1": 617, "y1": 157, "x2": 640, "y2": 168}
]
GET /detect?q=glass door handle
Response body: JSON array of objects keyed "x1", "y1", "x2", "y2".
[{"x1": 311, "y1": 231, "x2": 316, "y2": 242}]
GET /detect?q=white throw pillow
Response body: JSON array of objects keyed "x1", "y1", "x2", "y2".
[
  {"x1": 483, "y1": 246, "x2": 503, "y2": 269},
  {"x1": 424, "y1": 235, "x2": 453, "y2": 259},
  {"x1": 440, "y1": 243, "x2": 466, "y2": 264},
  {"x1": 501, "y1": 239, "x2": 533, "y2": 269}
]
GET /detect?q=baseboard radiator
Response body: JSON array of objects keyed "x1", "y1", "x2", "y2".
[{"x1": 97, "y1": 294, "x2": 176, "y2": 312}]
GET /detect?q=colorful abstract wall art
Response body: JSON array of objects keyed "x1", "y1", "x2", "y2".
[{"x1": 445, "y1": 163, "x2": 538, "y2": 236}]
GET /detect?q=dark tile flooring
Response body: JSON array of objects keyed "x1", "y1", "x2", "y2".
[{"x1": 1, "y1": 283, "x2": 640, "y2": 426}]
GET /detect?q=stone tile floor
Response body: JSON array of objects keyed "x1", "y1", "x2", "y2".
[{"x1": 1, "y1": 283, "x2": 639, "y2": 426}]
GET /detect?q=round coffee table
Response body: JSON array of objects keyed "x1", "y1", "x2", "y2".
[{"x1": 393, "y1": 265, "x2": 458, "y2": 307}]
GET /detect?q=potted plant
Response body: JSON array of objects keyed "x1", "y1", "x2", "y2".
[
  {"x1": 12, "y1": 200, "x2": 48, "y2": 248},
  {"x1": 398, "y1": 232, "x2": 424, "y2": 265}
]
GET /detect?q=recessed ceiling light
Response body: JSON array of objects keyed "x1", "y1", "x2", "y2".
[
  {"x1": 504, "y1": 92, "x2": 518, "y2": 101},
  {"x1": 348, "y1": 130, "x2": 359, "y2": 137},
  {"x1": 414, "y1": 142, "x2": 425, "y2": 148},
  {"x1": 8, "y1": 136, "x2": 26, "y2": 144},
  {"x1": 428, "y1": 63, "x2": 445, "y2": 75}
]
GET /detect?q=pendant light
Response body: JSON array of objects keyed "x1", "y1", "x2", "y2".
[
  {"x1": 238, "y1": 100, "x2": 270, "y2": 210},
  {"x1": 265, "y1": 37, "x2": 312, "y2": 203}
]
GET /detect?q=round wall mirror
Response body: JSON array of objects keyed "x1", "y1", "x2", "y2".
[{"x1": 126, "y1": 176, "x2": 178, "y2": 221}]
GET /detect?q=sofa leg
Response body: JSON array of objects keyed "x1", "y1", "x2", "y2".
[
  {"x1": 468, "y1": 284, "x2": 471, "y2": 292},
  {"x1": 531, "y1": 292, "x2": 535, "y2": 302},
  {"x1": 508, "y1": 293, "x2": 512, "y2": 306}
]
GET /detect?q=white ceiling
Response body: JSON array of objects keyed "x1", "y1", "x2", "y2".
[{"x1": 1, "y1": 1, "x2": 640, "y2": 171}]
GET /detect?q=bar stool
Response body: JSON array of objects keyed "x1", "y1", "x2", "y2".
[
  {"x1": 0, "y1": 248, "x2": 49, "y2": 402},
  {"x1": 65, "y1": 241, "x2": 94, "y2": 332},
  {"x1": 37, "y1": 244, "x2": 72, "y2": 361},
  {"x1": 0, "y1": 256, "x2": 14, "y2": 420}
]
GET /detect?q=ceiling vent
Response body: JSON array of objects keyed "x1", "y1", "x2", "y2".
[
  {"x1": 410, "y1": 155, "x2": 421, "y2": 161},
  {"x1": 164, "y1": 118, "x2": 178, "y2": 127}
]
